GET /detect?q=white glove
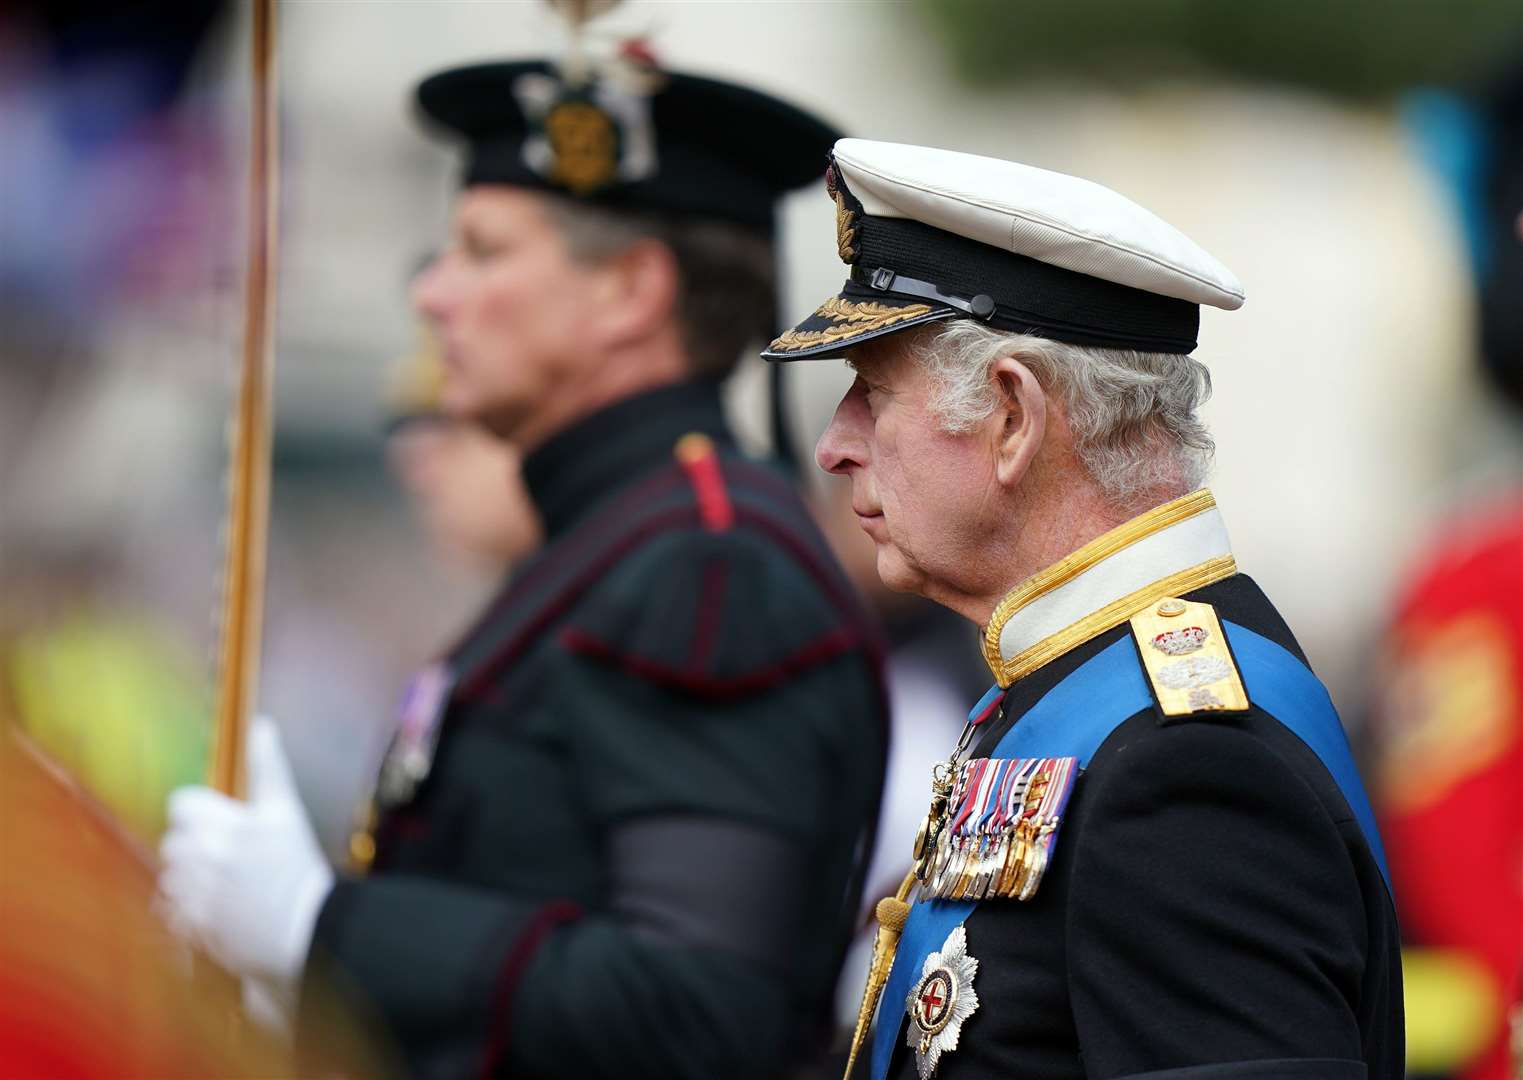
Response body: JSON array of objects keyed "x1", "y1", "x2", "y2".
[{"x1": 158, "y1": 717, "x2": 335, "y2": 1000}]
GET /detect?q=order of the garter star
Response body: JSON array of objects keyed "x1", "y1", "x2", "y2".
[{"x1": 906, "y1": 924, "x2": 980, "y2": 1079}]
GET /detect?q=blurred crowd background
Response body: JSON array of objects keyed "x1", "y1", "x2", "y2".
[{"x1": 2, "y1": 1, "x2": 1521, "y2": 1076}]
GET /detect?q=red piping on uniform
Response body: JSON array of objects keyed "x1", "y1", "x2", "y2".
[
  {"x1": 455, "y1": 506, "x2": 699, "y2": 703},
  {"x1": 480, "y1": 900, "x2": 584, "y2": 1079},
  {"x1": 446, "y1": 468, "x2": 684, "y2": 661},
  {"x1": 729, "y1": 488, "x2": 894, "y2": 936},
  {"x1": 729, "y1": 504, "x2": 892, "y2": 745},
  {"x1": 560, "y1": 625, "x2": 862, "y2": 700},
  {"x1": 732, "y1": 507, "x2": 877, "y2": 646},
  {"x1": 458, "y1": 487, "x2": 888, "y2": 731},
  {"x1": 675, "y1": 436, "x2": 734, "y2": 532},
  {"x1": 723, "y1": 456, "x2": 809, "y2": 510},
  {"x1": 689, "y1": 558, "x2": 728, "y2": 674}
]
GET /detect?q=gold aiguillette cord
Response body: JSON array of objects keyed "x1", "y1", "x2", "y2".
[{"x1": 842, "y1": 869, "x2": 918, "y2": 1080}]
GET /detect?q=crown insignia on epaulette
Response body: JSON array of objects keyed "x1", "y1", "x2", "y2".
[{"x1": 1130, "y1": 597, "x2": 1248, "y2": 716}]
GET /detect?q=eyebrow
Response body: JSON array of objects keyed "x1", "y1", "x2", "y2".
[
  {"x1": 844, "y1": 347, "x2": 883, "y2": 375},
  {"x1": 453, "y1": 203, "x2": 497, "y2": 236},
  {"x1": 456, "y1": 218, "x2": 508, "y2": 249}
]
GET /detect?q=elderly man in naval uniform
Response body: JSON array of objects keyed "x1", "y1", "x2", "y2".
[{"x1": 764, "y1": 140, "x2": 1404, "y2": 1080}]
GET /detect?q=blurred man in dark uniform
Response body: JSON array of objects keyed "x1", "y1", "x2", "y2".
[
  {"x1": 156, "y1": 41, "x2": 887, "y2": 1080},
  {"x1": 768, "y1": 138, "x2": 1402, "y2": 1079}
]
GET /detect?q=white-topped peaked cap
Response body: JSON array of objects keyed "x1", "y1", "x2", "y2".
[
  {"x1": 837, "y1": 140, "x2": 1244, "y2": 309},
  {"x1": 763, "y1": 138, "x2": 1244, "y2": 362}
]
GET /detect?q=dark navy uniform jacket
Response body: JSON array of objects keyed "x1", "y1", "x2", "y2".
[
  {"x1": 870, "y1": 573, "x2": 1403, "y2": 1080},
  {"x1": 303, "y1": 381, "x2": 887, "y2": 1079}
]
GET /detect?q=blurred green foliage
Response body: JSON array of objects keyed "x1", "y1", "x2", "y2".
[{"x1": 916, "y1": 0, "x2": 1523, "y2": 98}]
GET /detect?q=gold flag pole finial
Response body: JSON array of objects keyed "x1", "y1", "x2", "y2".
[{"x1": 210, "y1": 0, "x2": 279, "y2": 799}]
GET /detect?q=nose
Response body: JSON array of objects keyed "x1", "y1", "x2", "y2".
[
  {"x1": 411, "y1": 250, "x2": 454, "y2": 323},
  {"x1": 815, "y1": 379, "x2": 870, "y2": 476}
]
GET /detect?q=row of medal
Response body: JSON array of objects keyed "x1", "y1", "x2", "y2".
[{"x1": 916, "y1": 755, "x2": 1079, "y2": 903}]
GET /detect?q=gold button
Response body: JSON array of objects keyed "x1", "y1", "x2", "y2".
[{"x1": 1156, "y1": 599, "x2": 1187, "y2": 617}]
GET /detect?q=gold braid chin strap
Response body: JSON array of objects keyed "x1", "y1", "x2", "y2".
[{"x1": 842, "y1": 870, "x2": 918, "y2": 1080}]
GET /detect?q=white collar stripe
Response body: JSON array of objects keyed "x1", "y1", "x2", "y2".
[{"x1": 997, "y1": 507, "x2": 1232, "y2": 664}]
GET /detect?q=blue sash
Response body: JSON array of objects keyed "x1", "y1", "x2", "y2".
[{"x1": 870, "y1": 622, "x2": 1390, "y2": 1079}]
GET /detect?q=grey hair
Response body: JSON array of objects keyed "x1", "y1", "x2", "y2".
[
  {"x1": 539, "y1": 194, "x2": 775, "y2": 379},
  {"x1": 909, "y1": 320, "x2": 1215, "y2": 509}
]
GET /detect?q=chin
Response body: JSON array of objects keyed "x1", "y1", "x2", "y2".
[
  {"x1": 451, "y1": 394, "x2": 530, "y2": 441},
  {"x1": 439, "y1": 383, "x2": 484, "y2": 423},
  {"x1": 478, "y1": 410, "x2": 524, "y2": 441},
  {"x1": 873, "y1": 546, "x2": 927, "y2": 597},
  {"x1": 442, "y1": 375, "x2": 525, "y2": 424}
]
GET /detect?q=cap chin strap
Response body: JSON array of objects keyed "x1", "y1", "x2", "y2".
[{"x1": 857, "y1": 266, "x2": 996, "y2": 321}]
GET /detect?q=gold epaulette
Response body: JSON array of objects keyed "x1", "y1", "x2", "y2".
[{"x1": 1129, "y1": 597, "x2": 1249, "y2": 717}]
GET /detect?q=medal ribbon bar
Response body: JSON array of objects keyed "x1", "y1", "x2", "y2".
[{"x1": 922, "y1": 755, "x2": 1078, "y2": 902}]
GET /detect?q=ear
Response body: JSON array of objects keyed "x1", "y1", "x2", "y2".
[
  {"x1": 989, "y1": 354, "x2": 1046, "y2": 489},
  {"x1": 590, "y1": 238, "x2": 680, "y2": 349}
]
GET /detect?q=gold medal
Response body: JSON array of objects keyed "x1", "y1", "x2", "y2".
[{"x1": 911, "y1": 699, "x2": 1081, "y2": 904}]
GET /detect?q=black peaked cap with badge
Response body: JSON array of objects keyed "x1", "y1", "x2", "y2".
[
  {"x1": 417, "y1": 56, "x2": 840, "y2": 471},
  {"x1": 416, "y1": 58, "x2": 840, "y2": 228},
  {"x1": 296, "y1": 48, "x2": 888, "y2": 1080},
  {"x1": 763, "y1": 138, "x2": 1245, "y2": 360}
]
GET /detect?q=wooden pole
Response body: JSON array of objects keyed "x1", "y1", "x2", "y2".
[{"x1": 211, "y1": 0, "x2": 278, "y2": 798}]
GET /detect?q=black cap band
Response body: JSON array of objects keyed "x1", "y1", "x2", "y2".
[{"x1": 853, "y1": 215, "x2": 1200, "y2": 354}]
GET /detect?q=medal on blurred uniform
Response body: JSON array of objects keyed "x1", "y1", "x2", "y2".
[
  {"x1": 911, "y1": 688, "x2": 1079, "y2": 903},
  {"x1": 376, "y1": 661, "x2": 454, "y2": 808},
  {"x1": 919, "y1": 755, "x2": 1077, "y2": 901}
]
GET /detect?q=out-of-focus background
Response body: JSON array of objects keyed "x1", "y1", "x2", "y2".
[{"x1": 2, "y1": 2, "x2": 1521, "y2": 1075}]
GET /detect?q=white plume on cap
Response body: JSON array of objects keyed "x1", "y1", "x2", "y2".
[
  {"x1": 545, "y1": 0, "x2": 621, "y2": 26},
  {"x1": 544, "y1": 0, "x2": 624, "y2": 86}
]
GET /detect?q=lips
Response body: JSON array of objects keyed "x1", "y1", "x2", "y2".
[
  {"x1": 851, "y1": 493, "x2": 881, "y2": 518},
  {"x1": 853, "y1": 506, "x2": 886, "y2": 540}
]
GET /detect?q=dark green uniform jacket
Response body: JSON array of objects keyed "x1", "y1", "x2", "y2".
[
  {"x1": 871, "y1": 575, "x2": 1402, "y2": 1080},
  {"x1": 305, "y1": 381, "x2": 887, "y2": 1079}
]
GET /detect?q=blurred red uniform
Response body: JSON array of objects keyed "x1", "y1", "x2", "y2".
[
  {"x1": 0, "y1": 731, "x2": 290, "y2": 1079},
  {"x1": 1378, "y1": 497, "x2": 1523, "y2": 1080}
]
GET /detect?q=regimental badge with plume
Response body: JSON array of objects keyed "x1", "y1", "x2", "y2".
[{"x1": 518, "y1": 0, "x2": 661, "y2": 195}]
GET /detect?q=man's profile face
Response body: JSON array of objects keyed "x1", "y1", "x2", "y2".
[
  {"x1": 814, "y1": 336, "x2": 999, "y2": 600},
  {"x1": 412, "y1": 187, "x2": 603, "y2": 438}
]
